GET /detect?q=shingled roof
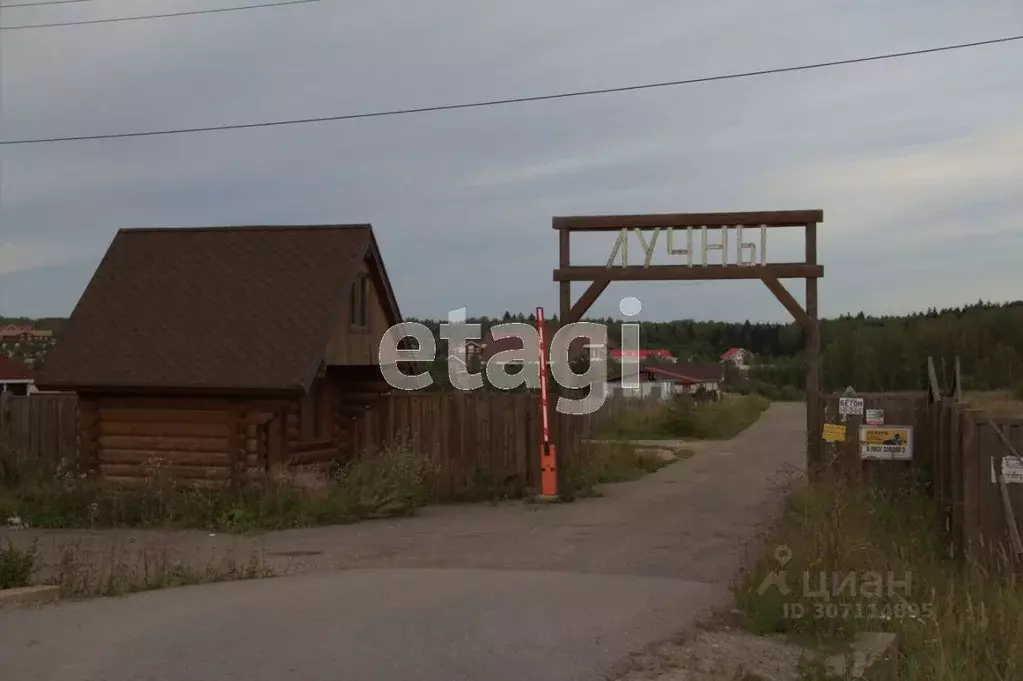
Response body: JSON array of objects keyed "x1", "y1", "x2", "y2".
[{"x1": 36, "y1": 225, "x2": 401, "y2": 394}]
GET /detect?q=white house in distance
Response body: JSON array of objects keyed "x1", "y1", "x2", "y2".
[
  {"x1": 720, "y1": 347, "x2": 753, "y2": 374},
  {"x1": 604, "y1": 362, "x2": 722, "y2": 401},
  {"x1": 0, "y1": 356, "x2": 37, "y2": 395}
]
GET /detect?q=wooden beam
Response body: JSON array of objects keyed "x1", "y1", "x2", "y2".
[
  {"x1": 559, "y1": 227, "x2": 571, "y2": 328},
  {"x1": 553, "y1": 210, "x2": 823, "y2": 231},
  {"x1": 555, "y1": 264, "x2": 822, "y2": 282},
  {"x1": 565, "y1": 278, "x2": 610, "y2": 325},
  {"x1": 760, "y1": 273, "x2": 812, "y2": 332},
  {"x1": 804, "y1": 222, "x2": 822, "y2": 479}
]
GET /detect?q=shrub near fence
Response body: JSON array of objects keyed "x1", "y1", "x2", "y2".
[{"x1": 1, "y1": 389, "x2": 645, "y2": 499}]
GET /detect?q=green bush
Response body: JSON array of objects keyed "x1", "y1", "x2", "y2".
[{"x1": 0, "y1": 538, "x2": 37, "y2": 589}]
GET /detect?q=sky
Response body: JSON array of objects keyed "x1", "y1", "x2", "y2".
[{"x1": 1, "y1": 0, "x2": 1021, "y2": 323}]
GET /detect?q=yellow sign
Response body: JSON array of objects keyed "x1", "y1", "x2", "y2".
[
  {"x1": 822, "y1": 423, "x2": 847, "y2": 442},
  {"x1": 859, "y1": 426, "x2": 913, "y2": 460}
]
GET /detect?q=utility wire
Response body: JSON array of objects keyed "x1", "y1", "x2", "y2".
[
  {"x1": 2, "y1": 0, "x2": 92, "y2": 7},
  {"x1": 1, "y1": 0, "x2": 320, "y2": 29},
  {"x1": 2, "y1": 34, "x2": 1021, "y2": 146}
]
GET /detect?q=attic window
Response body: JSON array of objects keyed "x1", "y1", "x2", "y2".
[{"x1": 350, "y1": 274, "x2": 369, "y2": 329}]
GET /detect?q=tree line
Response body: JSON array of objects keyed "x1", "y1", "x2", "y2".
[
  {"x1": 407, "y1": 300, "x2": 1023, "y2": 393},
  {"x1": 7, "y1": 299, "x2": 1023, "y2": 393}
]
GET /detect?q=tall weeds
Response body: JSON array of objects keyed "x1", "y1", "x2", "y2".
[
  {"x1": 734, "y1": 481, "x2": 1023, "y2": 680},
  {"x1": 0, "y1": 441, "x2": 438, "y2": 532}
]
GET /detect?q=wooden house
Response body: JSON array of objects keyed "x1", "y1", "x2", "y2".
[{"x1": 35, "y1": 225, "x2": 403, "y2": 485}]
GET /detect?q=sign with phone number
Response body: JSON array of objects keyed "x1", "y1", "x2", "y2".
[{"x1": 859, "y1": 426, "x2": 913, "y2": 461}]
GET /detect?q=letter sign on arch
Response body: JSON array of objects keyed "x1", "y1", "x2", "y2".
[{"x1": 552, "y1": 210, "x2": 825, "y2": 476}]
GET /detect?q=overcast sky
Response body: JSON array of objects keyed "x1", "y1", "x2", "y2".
[{"x1": 1, "y1": 0, "x2": 1021, "y2": 323}]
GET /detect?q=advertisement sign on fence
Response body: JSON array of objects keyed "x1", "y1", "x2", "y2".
[
  {"x1": 990, "y1": 457, "x2": 1023, "y2": 485},
  {"x1": 859, "y1": 426, "x2": 913, "y2": 461},
  {"x1": 839, "y1": 397, "x2": 864, "y2": 417},
  {"x1": 865, "y1": 409, "x2": 884, "y2": 426},
  {"x1": 822, "y1": 423, "x2": 847, "y2": 442}
]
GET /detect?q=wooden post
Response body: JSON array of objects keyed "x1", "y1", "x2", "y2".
[
  {"x1": 228, "y1": 406, "x2": 243, "y2": 485},
  {"x1": 805, "y1": 222, "x2": 822, "y2": 478},
  {"x1": 961, "y1": 410, "x2": 981, "y2": 568},
  {"x1": 950, "y1": 404, "x2": 963, "y2": 562},
  {"x1": 266, "y1": 405, "x2": 285, "y2": 472},
  {"x1": 559, "y1": 227, "x2": 571, "y2": 335}
]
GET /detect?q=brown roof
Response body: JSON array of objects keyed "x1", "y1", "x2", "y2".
[
  {"x1": 36, "y1": 225, "x2": 401, "y2": 394},
  {"x1": 607, "y1": 361, "x2": 721, "y2": 384},
  {"x1": 0, "y1": 356, "x2": 35, "y2": 381},
  {"x1": 668, "y1": 362, "x2": 723, "y2": 382}
]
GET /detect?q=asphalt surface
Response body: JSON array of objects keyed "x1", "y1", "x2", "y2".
[{"x1": 0, "y1": 403, "x2": 805, "y2": 681}]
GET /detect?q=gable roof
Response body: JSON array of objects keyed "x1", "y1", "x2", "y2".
[
  {"x1": 36, "y1": 225, "x2": 401, "y2": 395},
  {"x1": 721, "y1": 348, "x2": 748, "y2": 360},
  {"x1": 0, "y1": 356, "x2": 35, "y2": 381},
  {"x1": 672, "y1": 362, "x2": 723, "y2": 382}
]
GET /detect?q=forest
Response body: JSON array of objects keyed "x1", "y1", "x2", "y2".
[
  {"x1": 5, "y1": 300, "x2": 1022, "y2": 394},
  {"x1": 405, "y1": 300, "x2": 1023, "y2": 394}
]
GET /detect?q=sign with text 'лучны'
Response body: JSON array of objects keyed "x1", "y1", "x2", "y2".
[
  {"x1": 859, "y1": 426, "x2": 913, "y2": 461},
  {"x1": 605, "y1": 225, "x2": 769, "y2": 268}
]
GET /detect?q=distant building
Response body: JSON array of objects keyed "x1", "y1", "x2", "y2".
[
  {"x1": 604, "y1": 361, "x2": 722, "y2": 401},
  {"x1": 609, "y1": 348, "x2": 676, "y2": 363},
  {"x1": 0, "y1": 325, "x2": 52, "y2": 342},
  {"x1": 720, "y1": 347, "x2": 753, "y2": 374},
  {"x1": 0, "y1": 356, "x2": 36, "y2": 395}
]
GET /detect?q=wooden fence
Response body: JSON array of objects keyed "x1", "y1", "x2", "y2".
[
  {"x1": 0, "y1": 391, "x2": 78, "y2": 463},
  {"x1": 343, "y1": 390, "x2": 638, "y2": 496},
  {"x1": 821, "y1": 390, "x2": 1023, "y2": 573},
  {"x1": 1, "y1": 389, "x2": 645, "y2": 497}
]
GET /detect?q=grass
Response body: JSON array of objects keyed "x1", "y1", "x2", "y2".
[
  {"x1": 1, "y1": 441, "x2": 439, "y2": 533},
  {"x1": 557, "y1": 441, "x2": 690, "y2": 501},
  {"x1": 734, "y1": 480, "x2": 1023, "y2": 680},
  {"x1": 49, "y1": 540, "x2": 274, "y2": 599},
  {"x1": 1, "y1": 534, "x2": 274, "y2": 598},
  {"x1": 596, "y1": 394, "x2": 771, "y2": 441}
]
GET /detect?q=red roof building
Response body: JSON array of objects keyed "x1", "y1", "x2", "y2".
[
  {"x1": 609, "y1": 348, "x2": 675, "y2": 361},
  {"x1": 0, "y1": 356, "x2": 36, "y2": 395}
]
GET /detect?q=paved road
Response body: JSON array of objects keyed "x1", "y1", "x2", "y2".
[{"x1": 0, "y1": 403, "x2": 805, "y2": 681}]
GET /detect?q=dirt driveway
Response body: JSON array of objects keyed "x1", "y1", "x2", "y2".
[{"x1": 0, "y1": 403, "x2": 805, "y2": 681}]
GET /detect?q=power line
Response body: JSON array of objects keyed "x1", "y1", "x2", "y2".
[
  {"x1": 2, "y1": 34, "x2": 1021, "y2": 146},
  {"x1": 2, "y1": 0, "x2": 92, "y2": 7},
  {"x1": 0, "y1": 0, "x2": 320, "y2": 29}
]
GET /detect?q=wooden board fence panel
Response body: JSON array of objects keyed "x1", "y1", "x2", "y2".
[{"x1": 0, "y1": 392, "x2": 78, "y2": 463}]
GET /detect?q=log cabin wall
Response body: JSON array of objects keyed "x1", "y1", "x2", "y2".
[
  {"x1": 284, "y1": 369, "x2": 395, "y2": 469},
  {"x1": 80, "y1": 396, "x2": 280, "y2": 486},
  {"x1": 324, "y1": 258, "x2": 392, "y2": 366}
]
